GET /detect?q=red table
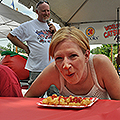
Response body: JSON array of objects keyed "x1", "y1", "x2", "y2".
[{"x1": 0, "y1": 97, "x2": 120, "y2": 120}]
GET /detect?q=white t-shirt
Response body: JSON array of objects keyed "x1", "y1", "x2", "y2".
[{"x1": 10, "y1": 19, "x2": 61, "y2": 72}]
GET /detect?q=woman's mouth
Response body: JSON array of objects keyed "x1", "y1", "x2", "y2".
[{"x1": 67, "y1": 73, "x2": 74, "y2": 77}]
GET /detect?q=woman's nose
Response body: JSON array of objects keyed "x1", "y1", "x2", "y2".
[{"x1": 63, "y1": 63, "x2": 71, "y2": 70}]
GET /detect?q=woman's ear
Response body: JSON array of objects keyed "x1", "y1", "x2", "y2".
[{"x1": 85, "y1": 50, "x2": 90, "y2": 62}]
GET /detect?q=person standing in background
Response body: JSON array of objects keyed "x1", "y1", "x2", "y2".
[
  {"x1": 116, "y1": 45, "x2": 120, "y2": 65},
  {"x1": 116, "y1": 45, "x2": 120, "y2": 75},
  {"x1": 7, "y1": 1, "x2": 61, "y2": 89}
]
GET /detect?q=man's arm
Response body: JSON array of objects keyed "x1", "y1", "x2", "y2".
[{"x1": 7, "y1": 33, "x2": 30, "y2": 55}]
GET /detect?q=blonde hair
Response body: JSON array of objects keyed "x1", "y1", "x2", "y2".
[{"x1": 49, "y1": 26, "x2": 90, "y2": 60}]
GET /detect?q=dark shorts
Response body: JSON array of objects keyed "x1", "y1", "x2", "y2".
[{"x1": 28, "y1": 71, "x2": 41, "y2": 86}]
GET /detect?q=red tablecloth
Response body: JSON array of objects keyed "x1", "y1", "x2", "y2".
[{"x1": 0, "y1": 97, "x2": 120, "y2": 120}]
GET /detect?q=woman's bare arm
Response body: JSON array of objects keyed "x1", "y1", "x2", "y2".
[
  {"x1": 94, "y1": 54, "x2": 120, "y2": 100},
  {"x1": 24, "y1": 62, "x2": 60, "y2": 97}
]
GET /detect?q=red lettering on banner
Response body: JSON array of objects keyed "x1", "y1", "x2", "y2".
[
  {"x1": 104, "y1": 23, "x2": 120, "y2": 31},
  {"x1": 104, "y1": 32, "x2": 108, "y2": 38},
  {"x1": 103, "y1": 23, "x2": 120, "y2": 39},
  {"x1": 103, "y1": 29, "x2": 120, "y2": 38},
  {"x1": 104, "y1": 26, "x2": 109, "y2": 31}
]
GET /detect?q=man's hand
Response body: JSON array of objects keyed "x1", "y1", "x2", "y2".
[
  {"x1": 48, "y1": 23, "x2": 56, "y2": 34},
  {"x1": 24, "y1": 45, "x2": 30, "y2": 55}
]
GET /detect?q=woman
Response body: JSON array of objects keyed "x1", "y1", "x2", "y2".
[{"x1": 25, "y1": 26, "x2": 120, "y2": 100}]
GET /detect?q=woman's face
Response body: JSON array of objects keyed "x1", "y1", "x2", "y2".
[{"x1": 54, "y1": 39, "x2": 89, "y2": 85}]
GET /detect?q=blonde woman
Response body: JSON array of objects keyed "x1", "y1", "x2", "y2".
[{"x1": 25, "y1": 26, "x2": 120, "y2": 100}]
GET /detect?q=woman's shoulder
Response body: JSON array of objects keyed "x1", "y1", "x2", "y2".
[
  {"x1": 91, "y1": 54, "x2": 112, "y2": 89},
  {"x1": 43, "y1": 62, "x2": 60, "y2": 79},
  {"x1": 43, "y1": 62, "x2": 60, "y2": 88},
  {"x1": 92, "y1": 54, "x2": 112, "y2": 76},
  {"x1": 46, "y1": 62, "x2": 58, "y2": 72},
  {"x1": 92, "y1": 54, "x2": 113, "y2": 79},
  {"x1": 93, "y1": 54, "x2": 110, "y2": 65}
]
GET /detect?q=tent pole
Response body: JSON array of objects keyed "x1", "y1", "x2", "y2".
[
  {"x1": 111, "y1": 44, "x2": 113, "y2": 62},
  {"x1": 117, "y1": 7, "x2": 120, "y2": 74}
]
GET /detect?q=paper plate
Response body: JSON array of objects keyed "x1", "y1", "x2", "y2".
[{"x1": 37, "y1": 97, "x2": 98, "y2": 109}]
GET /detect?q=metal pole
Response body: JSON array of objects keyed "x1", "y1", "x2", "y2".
[
  {"x1": 117, "y1": 7, "x2": 119, "y2": 74},
  {"x1": 111, "y1": 44, "x2": 113, "y2": 62}
]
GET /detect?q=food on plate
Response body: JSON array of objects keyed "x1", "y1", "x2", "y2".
[{"x1": 42, "y1": 94, "x2": 92, "y2": 106}]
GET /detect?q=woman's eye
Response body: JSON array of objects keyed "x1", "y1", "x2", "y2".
[
  {"x1": 70, "y1": 54, "x2": 78, "y2": 58},
  {"x1": 55, "y1": 57, "x2": 63, "y2": 61}
]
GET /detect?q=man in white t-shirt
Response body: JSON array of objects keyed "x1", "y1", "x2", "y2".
[{"x1": 7, "y1": 1, "x2": 61, "y2": 91}]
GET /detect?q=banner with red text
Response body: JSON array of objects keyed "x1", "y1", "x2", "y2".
[{"x1": 79, "y1": 22, "x2": 120, "y2": 45}]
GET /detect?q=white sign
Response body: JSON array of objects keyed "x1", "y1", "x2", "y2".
[{"x1": 79, "y1": 22, "x2": 120, "y2": 45}]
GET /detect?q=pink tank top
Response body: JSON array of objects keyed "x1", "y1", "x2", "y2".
[{"x1": 59, "y1": 54, "x2": 110, "y2": 99}]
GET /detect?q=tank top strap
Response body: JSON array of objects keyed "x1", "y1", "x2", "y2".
[{"x1": 89, "y1": 54, "x2": 106, "y2": 92}]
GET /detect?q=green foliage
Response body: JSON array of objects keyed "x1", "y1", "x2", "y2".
[
  {"x1": 90, "y1": 44, "x2": 118, "y2": 68},
  {"x1": 0, "y1": 43, "x2": 26, "y2": 55},
  {"x1": 0, "y1": 43, "x2": 119, "y2": 68},
  {"x1": 0, "y1": 45, "x2": 10, "y2": 54}
]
